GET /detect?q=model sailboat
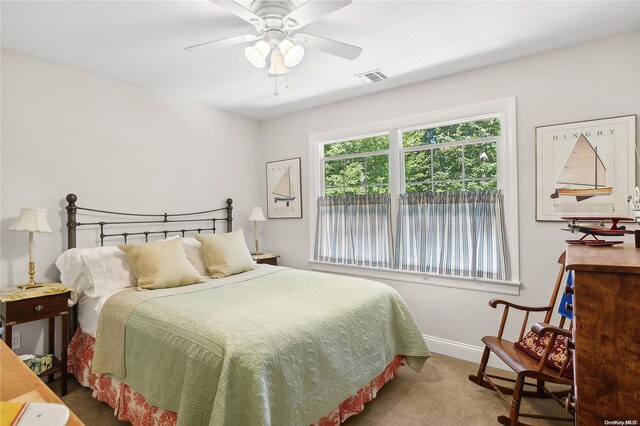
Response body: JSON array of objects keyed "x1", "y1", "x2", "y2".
[
  {"x1": 550, "y1": 133, "x2": 612, "y2": 201},
  {"x1": 272, "y1": 167, "x2": 296, "y2": 207}
]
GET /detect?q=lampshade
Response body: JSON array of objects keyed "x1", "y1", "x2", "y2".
[
  {"x1": 9, "y1": 207, "x2": 52, "y2": 233},
  {"x1": 267, "y1": 50, "x2": 288, "y2": 75},
  {"x1": 248, "y1": 207, "x2": 266, "y2": 222},
  {"x1": 279, "y1": 39, "x2": 304, "y2": 67},
  {"x1": 244, "y1": 40, "x2": 270, "y2": 68}
]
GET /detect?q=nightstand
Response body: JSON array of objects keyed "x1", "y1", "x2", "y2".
[
  {"x1": 252, "y1": 252, "x2": 279, "y2": 266},
  {"x1": 1, "y1": 288, "x2": 70, "y2": 396}
]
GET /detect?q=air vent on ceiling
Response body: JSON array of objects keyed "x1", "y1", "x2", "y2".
[{"x1": 355, "y1": 69, "x2": 389, "y2": 83}]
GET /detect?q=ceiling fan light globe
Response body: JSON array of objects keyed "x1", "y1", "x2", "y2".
[
  {"x1": 279, "y1": 39, "x2": 294, "y2": 55},
  {"x1": 254, "y1": 40, "x2": 271, "y2": 57},
  {"x1": 244, "y1": 40, "x2": 270, "y2": 68},
  {"x1": 244, "y1": 46, "x2": 266, "y2": 68},
  {"x1": 267, "y1": 51, "x2": 288, "y2": 75},
  {"x1": 284, "y1": 45, "x2": 304, "y2": 67}
]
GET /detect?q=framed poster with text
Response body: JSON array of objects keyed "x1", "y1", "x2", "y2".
[
  {"x1": 266, "y1": 157, "x2": 303, "y2": 219},
  {"x1": 536, "y1": 115, "x2": 636, "y2": 221}
]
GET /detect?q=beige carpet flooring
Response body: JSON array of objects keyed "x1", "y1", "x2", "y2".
[{"x1": 52, "y1": 354, "x2": 572, "y2": 425}]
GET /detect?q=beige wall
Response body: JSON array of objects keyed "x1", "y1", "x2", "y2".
[
  {"x1": 1, "y1": 49, "x2": 262, "y2": 353},
  {"x1": 258, "y1": 31, "x2": 640, "y2": 361}
]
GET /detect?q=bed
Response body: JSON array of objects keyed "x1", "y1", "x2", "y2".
[{"x1": 61, "y1": 194, "x2": 430, "y2": 426}]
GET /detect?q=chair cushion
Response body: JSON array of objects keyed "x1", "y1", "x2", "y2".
[{"x1": 514, "y1": 331, "x2": 574, "y2": 379}]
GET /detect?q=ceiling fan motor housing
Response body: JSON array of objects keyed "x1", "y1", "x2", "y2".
[{"x1": 251, "y1": 0, "x2": 297, "y2": 36}]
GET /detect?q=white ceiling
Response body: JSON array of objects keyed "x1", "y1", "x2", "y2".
[{"x1": 3, "y1": 1, "x2": 640, "y2": 120}]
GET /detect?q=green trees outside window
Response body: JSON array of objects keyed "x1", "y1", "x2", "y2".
[
  {"x1": 322, "y1": 118, "x2": 500, "y2": 196},
  {"x1": 324, "y1": 135, "x2": 390, "y2": 196},
  {"x1": 403, "y1": 118, "x2": 499, "y2": 192}
]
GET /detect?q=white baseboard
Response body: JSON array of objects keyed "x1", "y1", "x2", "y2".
[{"x1": 423, "y1": 334, "x2": 509, "y2": 371}]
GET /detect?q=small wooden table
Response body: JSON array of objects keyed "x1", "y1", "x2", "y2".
[
  {"x1": 252, "y1": 252, "x2": 279, "y2": 266},
  {"x1": 0, "y1": 340, "x2": 84, "y2": 425},
  {"x1": 1, "y1": 290, "x2": 70, "y2": 395}
]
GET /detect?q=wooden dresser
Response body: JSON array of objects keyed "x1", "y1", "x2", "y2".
[{"x1": 565, "y1": 244, "x2": 640, "y2": 425}]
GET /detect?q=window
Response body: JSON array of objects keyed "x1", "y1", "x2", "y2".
[
  {"x1": 309, "y1": 99, "x2": 520, "y2": 294},
  {"x1": 323, "y1": 134, "x2": 390, "y2": 196},
  {"x1": 320, "y1": 120, "x2": 501, "y2": 197},
  {"x1": 402, "y1": 118, "x2": 500, "y2": 193}
]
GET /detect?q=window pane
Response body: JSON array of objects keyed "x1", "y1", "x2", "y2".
[
  {"x1": 465, "y1": 179, "x2": 497, "y2": 191},
  {"x1": 405, "y1": 151, "x2": 431, "y2": 184},
  {"x1": 324, "y1": 134, "x2": 390, "y2": 157},
  {"x1": 367, "y1": 185, "x2": 389, "y2": 194},
  {"x1": 402, "y1": 117, "x2": 500, "y2": 147},
  {"x1": 324, "y1": 154, "x2": 390, "y2": 197},
  {"x1": 434, "y1": 181, "x2": 463, "y2": 192},
  {"x1": 366, "y1": 155, "x2": 389, "y2": 185},
  {"x1": 406, "y1": 183, "x2": 431, "y2": 193},
  {"x1": 324, "y1": 160, "x2": 345, "y2": 189},
  {"x1": 464, "y1": 142, "x2": 497, "y2": 179},
  {"x1": 344, "y1": 157, "x2": 366, "y2": 187},
  {"x1": 325, "y1": 187, "x2": 344, "y2": 197},
  {"x1": 433, "y1": 146, "x2": 463, "y2": 181},
  {"x1": 344, "y1": 186, "x2": 366, "y2": 195}
]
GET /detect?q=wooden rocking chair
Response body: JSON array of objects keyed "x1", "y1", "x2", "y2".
[{"x1": 468, "y1": 252, "x2": 574, "y2": 426}]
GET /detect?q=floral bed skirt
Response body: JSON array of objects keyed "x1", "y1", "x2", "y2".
[{"x1": 68, "y1": 329, "x2": 405, "y2": 426}]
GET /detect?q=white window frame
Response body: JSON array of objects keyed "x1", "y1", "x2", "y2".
[
  {"x1": 321, "y1": 131, "x2": 391, "y2": 196},
  {"x1": 308, "y1": 98, "x2": 520, "y2": 295}
]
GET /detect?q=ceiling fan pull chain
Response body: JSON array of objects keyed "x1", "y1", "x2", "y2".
[
  {"x1": 274, "y1": 68, "x2": 279, "y2": 97},
  {"x1": 286, "y1": 67, "x2": 290, "y2": 89}
]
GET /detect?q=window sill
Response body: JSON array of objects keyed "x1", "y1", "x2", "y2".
[{"x1": 308, "y1": 261, "x2": 521, "y2": 295}]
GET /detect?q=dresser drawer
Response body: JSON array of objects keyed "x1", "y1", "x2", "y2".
[{"x1": 2, "y1": 293, "x2": 69, "y2": 325}]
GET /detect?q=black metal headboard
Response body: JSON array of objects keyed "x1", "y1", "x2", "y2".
[
  {"x1": 65, "y1": 193, "x2": 233, "y2": 249},
  {"x1": 64, "y1": 193, "x2": 233, "y2": 339}
]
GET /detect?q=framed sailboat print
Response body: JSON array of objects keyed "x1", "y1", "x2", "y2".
[
  {"x1": 536, "y1": 115, "x2": 636, "y2": 221},
  {"x1": 266, "y1": 157, "x2": 303, "y2": 219}
]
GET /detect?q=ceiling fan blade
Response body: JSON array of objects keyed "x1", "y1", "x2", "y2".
[
  {"x1": 209, "y1": 1, "x2": 264, "y2": 27},
  {"x1": 294, "y1": 33, "x2": 362, "y2": 60},
  {"x1": 283, "y1": 0, "x2": 351, "y2": 29},
  {"x1": 185, "y1": 34, "x2": 262, "y2": 53}
]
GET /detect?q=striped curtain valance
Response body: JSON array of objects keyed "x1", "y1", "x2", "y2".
[
  {"x1": 314, "y1": 194, "x2": 392, "y2": 268},
  {"x1": 395, "y1": 190, "x2": 511, "y2": 280}
]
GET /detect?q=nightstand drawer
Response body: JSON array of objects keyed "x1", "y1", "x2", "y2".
[{"x1": 2, "y1": 293, "x2": 69, "y2": 325}]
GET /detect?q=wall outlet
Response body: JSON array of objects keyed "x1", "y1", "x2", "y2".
[{"x1": 11, "y1": 332, "x2": 21, "y2": 350}]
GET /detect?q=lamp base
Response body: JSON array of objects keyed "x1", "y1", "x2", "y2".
[
  {"x1": 17, "y1": 283, "x2": 45, "y2": 290},
  {"x1": 17, "y1": 261, "x2": 44, "y2": 289}
]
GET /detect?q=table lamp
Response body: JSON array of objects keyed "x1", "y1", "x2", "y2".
[
  {"x1": 9, "y1": 207, "x2": 52, "y2": 289},
  {"x1": 248, "y1": 207, "x2": 266, "y2": 255}
]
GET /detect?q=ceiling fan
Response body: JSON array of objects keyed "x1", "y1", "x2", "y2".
[{"x1": 185, "y1": 0, "x2": 363, "y2": 77}]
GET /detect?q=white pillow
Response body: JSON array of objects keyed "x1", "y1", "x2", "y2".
[
  {"x1": 80, "y1": 247, "x2": 136, "y2": 297},
  {"x1": 182, "y1": 237, "x2": 209, "y2": 276},
  {"x1": 55, "y1": 248, "x2": 91, "y2": 301},
  {"x1": 56, "y1": 246, "x2": 136, "y2": 300}
]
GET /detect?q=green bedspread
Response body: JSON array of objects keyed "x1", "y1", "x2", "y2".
[{"x1": 103, "y1": 267, "x2": 429, "y2": 426}]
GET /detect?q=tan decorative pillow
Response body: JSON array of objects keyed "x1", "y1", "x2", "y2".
[
  {"x1": 119, "y1": 238, "x2": 205, "y2": 289},
  {"x1": 196, "y1": 229, "x2": 255, "y2": 278}
]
